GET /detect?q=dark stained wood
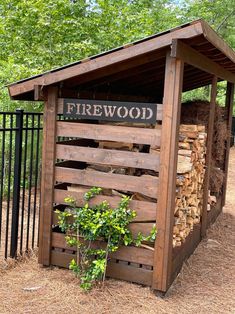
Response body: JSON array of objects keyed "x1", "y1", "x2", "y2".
[
  {"x1": 55, "y1": 167, "x2": 158, "y2": 199},
  {"x1": 171, "y1": 40, "x2": 235, "y2": 83},
  {"x1": 56, "y1": 121, "x2": 161, "y2": 147},
  {"x1": 56, "y1": 144, "x2": 160, "y2": 171},
  {"x1": 106, "y1": 261, "x2": 153, "y2": 286},
  {"x1": 66, "y1": 52, "x2": 167, "y2": 88},
  {"x1": 54, "y1": 188, "x2": 157, "y2": 222},
  {"x1": 34, "y1": 85, "x2": 44, "y2": 101},
  {"x1": 51, "y1": 250, "x2": 73, "y2": 268},
  {"x1": 222, "y1": 82, "x2": 235, "y2": 206},
  {"x1": 207, "y1": 195, "x2": 223, "y2": 228},
  {"x1": 201, "y1": 76, "x2": 217, "y2": 237},
  {"x1": 201, "y1": 20, "x2": 235, "y2": 64},
  {"x1": 59, "y1": 89, "x2": 156, "y2": 103},
  {"x1": 38, "y1": 86, "x2": 58, "y2": 265},
  {"x1": 170, "y1": 224, "x2": 201, "y2": 284},
  {"x1": 57, "y1": 98, "x2": 163, "y2": 121},
  {"x1": 50, "y1": 250, "x2": 153, "y2": 285},
  {"x1": 8, "y1": 23, "x2": 203, "y2": 98},
  {"x1": 51, "y1": 232, "x2": 154, "y2": 266},
  {"x1": 52, "y1": 213, "x2": 154, "y2": 238},
  {"x1": 128, "y1": 222, "x2": 155, "y2": 238},
  {"x1": 152, "y1": 52, "x2": 184, "y2": 292}
]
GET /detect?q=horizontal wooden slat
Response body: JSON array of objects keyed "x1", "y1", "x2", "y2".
[
  {"x1": 51, "y1": 250, "x2": 72, "y2": 268},
  {"x1": 52, "y1": 212, "x2": 154, "y2": 238},
  {"x1": 106, "y1": 261, "x2": 153, "y2": 286},
  {"x1": 50, "y1": 250, "x2": 153, "y2": 286},
  {"x1": 56, "y1": 144, "x2": 160, "y2": 171},
  {"x1": 54, "y1": 188, "x2": 157, "y2": 222},
  {"x1": 55, "y1": 167, "x2": 158, "y2": 198},
  {"x1": 56, "y1": 121, "x2": 161, "y2": 146},
  {"x1": 128, "y1": 222, "x2": 154, "y2": 237},
  {"x1": 51, "y1": 232, "x2": 154, "y2": 266},
  {"x1": 57, "y1": 99, "x2": 163, "y2": 121}
]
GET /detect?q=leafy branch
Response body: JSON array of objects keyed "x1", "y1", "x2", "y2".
[{"x1": 56, "y1": 187, "x2": 157, "y2": 291}]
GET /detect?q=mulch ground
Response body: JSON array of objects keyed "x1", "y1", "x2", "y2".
[{"x1": 0, "y1": 148, "x2": 234, "y2": 314}]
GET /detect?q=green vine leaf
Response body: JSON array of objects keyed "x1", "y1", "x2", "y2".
[{"x1": 56, "y1": 187, "x2": 157, "y2": 290}]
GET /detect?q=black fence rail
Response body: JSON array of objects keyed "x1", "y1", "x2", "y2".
[{"x1": 0, "y1": 110, "x2": 43, "y2": 259}]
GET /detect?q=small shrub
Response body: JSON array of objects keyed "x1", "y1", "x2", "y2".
[{"x1": 56, "y1": 187, "x2": 157, "y2": 291}]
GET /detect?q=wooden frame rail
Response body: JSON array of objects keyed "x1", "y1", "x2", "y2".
[
  {"x1": 171, "y1": 40, "x2": 235, "y2": 83},
  {"x1": 152, "y1": 51, "x2": 184, "y2": 291},
  {"x1": 201, "y1": 76, "x2": 218, "y2": 237},
  {"x1": 38, "y1": 86, "x2": 58, "y2": 265}
]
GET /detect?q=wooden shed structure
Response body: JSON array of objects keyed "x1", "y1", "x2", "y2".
[{"x1": 8, "y1": 19, "x2": 235, "y2": 292}]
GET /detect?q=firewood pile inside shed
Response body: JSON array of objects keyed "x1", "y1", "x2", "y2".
[
  {"x1": 181, "y1": 100, "x2": 228, "y2": 195},
  {"x1": 59, "y1": 100, "x2": 228, "y2": 249},
  {"x1": 173, "y1": 124, "x2": 207, "y2": 247}
]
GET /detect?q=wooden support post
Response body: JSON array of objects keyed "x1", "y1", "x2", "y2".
[
  {"x1": 222, "y1": 82, "x2": 235, "y2": 206},
  {"x1": 152, "y1": 52, "x2": 184, "y2": 292},
  {"x1": 201, "y1": 76, "x2": 217, "y2": 237},
  {"x1": 38, "y1": 86, "x2": 58, "y2": 265}
]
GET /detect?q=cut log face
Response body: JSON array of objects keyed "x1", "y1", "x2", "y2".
[{"x1": 173, "y1": 124, "x2": 207, "y2": 247}]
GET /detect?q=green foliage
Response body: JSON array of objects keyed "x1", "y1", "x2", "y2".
[
  {"x1": 56, "y1": 187, "x2": 157, "y2": 290},
  {"x1": 0, "y1": 0, "x2": 234, "y2": 111}
]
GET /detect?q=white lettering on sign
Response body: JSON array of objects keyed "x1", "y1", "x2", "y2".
[{"x1": 63, "y1": 99, "x2": 157, "y2": 124}]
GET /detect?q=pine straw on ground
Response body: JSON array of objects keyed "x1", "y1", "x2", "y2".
[{"x1": 0, "y1": 149, "x2": 235, "y2": 314}]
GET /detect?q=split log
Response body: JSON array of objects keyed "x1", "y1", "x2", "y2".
[{"x1": 173, "y1": 124, "x2": 207, "y2": 247}]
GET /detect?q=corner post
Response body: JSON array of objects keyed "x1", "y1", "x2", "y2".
[
  {"x1": 152, "y1": 51, "x2": 184, "y2": 291},
  {"x1": 222, "y1": 82, "x2": 234, "y2": 206},
  {"x1": 201, "y1": 76, "x2": 217, "y2": 237},
  {"x1": 38, "y1": 86, "x2": 58, "y2": 265}
]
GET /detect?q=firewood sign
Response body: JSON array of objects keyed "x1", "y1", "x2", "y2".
[{"x1": 63, "y1": 99, "x2": 158, "y2": 123}]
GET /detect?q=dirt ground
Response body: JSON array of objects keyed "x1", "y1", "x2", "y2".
[{"x1": 0, "y1": 148, "x2": 234, "y2": 314}]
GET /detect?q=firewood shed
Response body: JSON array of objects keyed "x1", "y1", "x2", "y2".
[{"x1": 7, "y1": 19, "x2": 235, "y2": 293}]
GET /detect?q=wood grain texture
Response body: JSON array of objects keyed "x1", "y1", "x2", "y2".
[
  {"x1": 38, "y1": 86, "x2": 58, "y2": 265},
  {"x1": 152, "y1": 52, "x2": 184, "y2": 292},
  {"x1": 201, "y1": 76, "x2": 217, "y2": 237},
  {"x1": 171, "y1": 40, "x2": 235, "y2": 83},
  {"x1": 171, "y1": 224, "x2": 201, "y2": 284},
  {"x1": 207, "y1": 195, "x2": 223, "y2": 228},
  {"x1": 200, "y1": 20, "x2": 235, "y2": 65},
  {"x1": 56, "y1": 121, "x2": 161, "y2": 146},
  {"x1": 56, "y1": 144, "x2": 160, "y2": 171},
  {"x1": 106, "y1": 261, "x2": 153, "y2": 286},
  {"x1": 222, "y1": 82, "x2": 235, "y2": 206},
  {"x1": 50, "y1": 250, "x2": 153, "y2": 285},
  {"x1": 52, "y1": 211, "x2": 154, "y2": 238},
  {"x1": 54, "y1": 188, "x2": 157, "y2": 222},
  {"x1": 54, "y1": 167, "x2": 159, "y2": 198},
  {"x1": 51, "y1": 232, "x2": 154, "y2": 266}
]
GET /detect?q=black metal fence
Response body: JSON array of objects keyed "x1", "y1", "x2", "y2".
[{"x1": 0, "y1": 110, "x2": 43, "y2": 259}]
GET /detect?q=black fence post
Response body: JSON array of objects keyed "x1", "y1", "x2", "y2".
[{"x1": 10, "y1": 109, "x2": 24, "y2": 258}]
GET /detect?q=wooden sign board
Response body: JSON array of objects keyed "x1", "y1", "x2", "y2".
[{"x1": 63, "y1": 99, "x2": 158, "y2": 124}]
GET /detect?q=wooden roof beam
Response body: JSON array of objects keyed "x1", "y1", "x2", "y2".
[
  {"x1": 201, "y1": 20, "x2": 235, "y2": 64},
  {"x1": 8, "y1": 23, "x2": 203, "y2": 99},
  {"x1": 171, "y1": 39, "x2": 235, "y2": 83}
]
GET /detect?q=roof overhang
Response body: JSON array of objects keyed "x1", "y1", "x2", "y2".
[{"x1": 7, "y1": 19, "x2": 235, "y2": 101}]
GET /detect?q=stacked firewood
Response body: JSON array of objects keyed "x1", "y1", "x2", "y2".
[
  {"x1": 65, "y1": 123, "x2": 207, "y2": 249},
  {"x1": 172, "y1": 124, "x2": 207, "y2": 247}
]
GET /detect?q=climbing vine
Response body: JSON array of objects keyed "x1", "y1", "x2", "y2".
[{"x1": 56, "y1": 187, "x2": 157, "y2": 291}]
